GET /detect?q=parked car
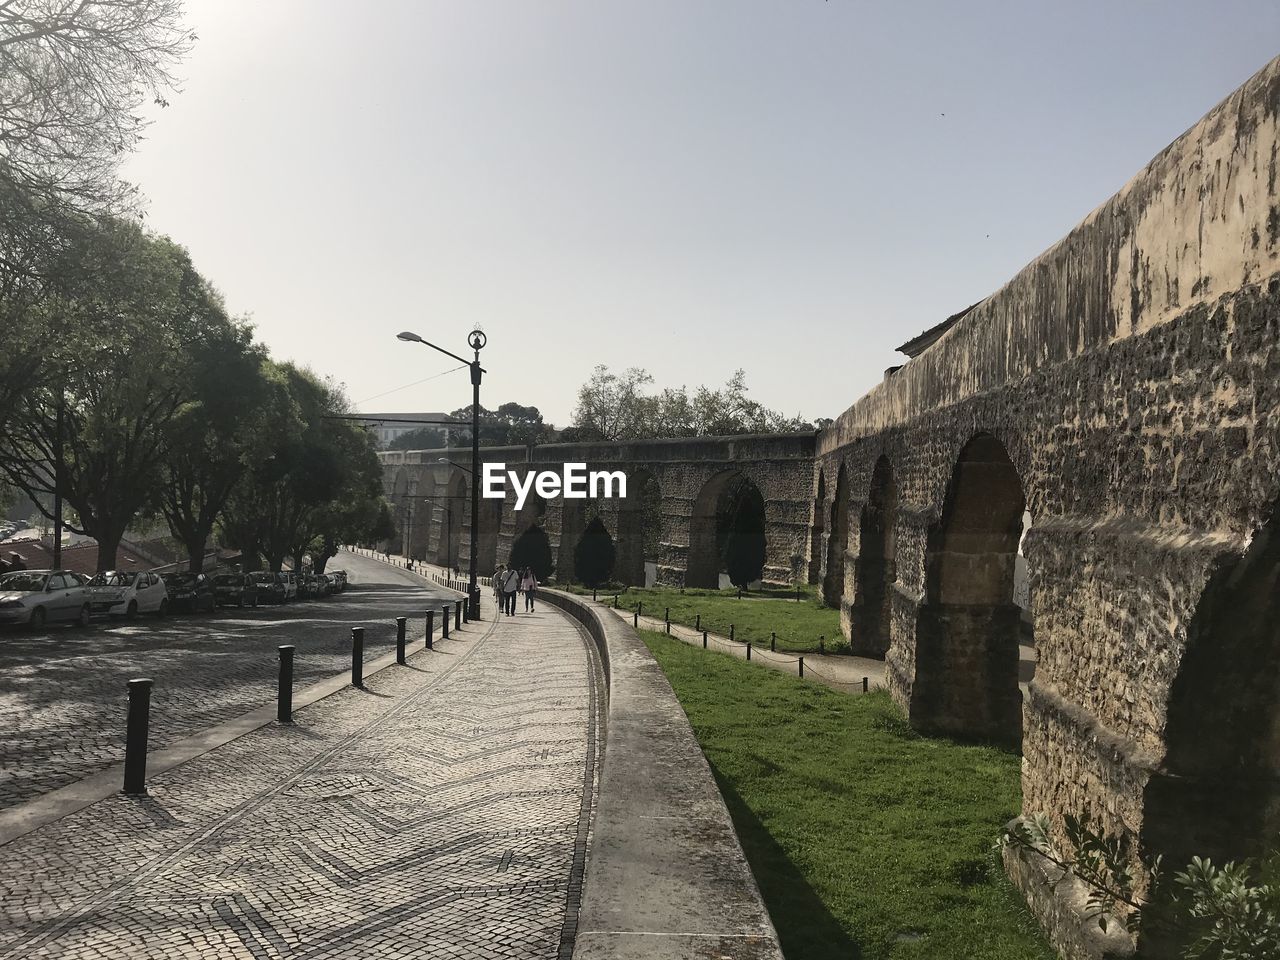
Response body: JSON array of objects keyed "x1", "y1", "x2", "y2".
[
  {"x1": 213, "y1": 573, "x2": 259, "y2": 608},
  {"x1": 160, "y1": 572, "x2": 216, "y2": 613},
  {"x1": 280, "y1": 572, "x2": 298, "y2": 602},
  {"x1": 306, "y1": 573, "x2": 330, "y2": 598},
  {"x1": 88, "y1": 570, "x2": 168, "y2": 618},
  {"x1": 328, "y1": 570, "x2": 347, "y2": 592},
  {"x1": 252, "y1": 572, "x2": 287, "y2": 604},
  {"x1": 0, "y1": 569, "x2": 92, "y2": 628}
]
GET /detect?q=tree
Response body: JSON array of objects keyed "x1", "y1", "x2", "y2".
[
  {"x1": 573, "y1": 517, "x2": 616, "y2": 587},
  {"x1": 570, "y1": 365, "x2": 817, "y2": 441},
  {"x1": 388, "y1": 426, "x2": 449, "y2": 451},
  {"x1": 0, "y1": 1, "x2": 194, "y2": 214},
  {"x1": 159, "y1": 304, "x2": 272, "y2": 571},
  {"x1": 0, "y1": 219, "x2": 225, "y2": 570},
  {"x1": 447, "y1": 402, "x2": 553, "y2": 446},
  {"x1": 510, "y1": 524, "x2": 554, "y2": 581}
]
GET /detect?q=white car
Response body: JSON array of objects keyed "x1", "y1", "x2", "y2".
[
  {"x1": 87, "y1": 570, "x2": 168, "y2": 618},
  {"x1": 0, "y1": 569, "x2": 92, "y2": 628},
  {"x1": 281, "y1": 571, "x2": 298, "y2": 601}
]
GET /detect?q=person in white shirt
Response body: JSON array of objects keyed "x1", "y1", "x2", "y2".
[
  {"x1": 520, "y1": 567, "x2": 538, "y2": 612},
  {"x1": 500, "y1": 566, "x2": 521, "y2": 615}
]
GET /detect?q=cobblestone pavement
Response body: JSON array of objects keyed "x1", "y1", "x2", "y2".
[
  {"x1": 0, "y1": 591, "x2": 602, "y2": 959},
  {"x1": 0, "y1": 553, "x2": 458, "y2": 809}
]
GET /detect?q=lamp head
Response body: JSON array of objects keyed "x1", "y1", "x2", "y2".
[
  {"x1": 397, "y1": 331, "x2": 423, "y2": 343},
  {"x1": 468, "y1": 328, "x2": 487, "y2": 351}
]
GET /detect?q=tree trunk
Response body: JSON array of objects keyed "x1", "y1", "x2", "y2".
[
  {"x1": 95, "y1": 529, "x2": 123, "y2": 573},
  {"x1": 186, "y1": 535, "x2": 206, "y2": 573}
]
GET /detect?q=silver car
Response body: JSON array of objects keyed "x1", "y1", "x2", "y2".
[{"x1": 0, "y1": 569, "x2": 92, "y2": 629}]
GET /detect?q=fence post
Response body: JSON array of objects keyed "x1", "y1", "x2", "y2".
[
  {"x1": 819, "y1": 635, "x2": 825, "y2": 654},
  {"x1": 729, "y1": 624, "x2": 735, "y2": 643},
  {"x1": 351, "y1": 627, "x2": 364, "y2": 687},
  {"x1": 277, "y1": 645, "x2": 295, "y2": 722},
  {"x1": 770, "y1": 631, "x2": 776, "y2": 652},
  {"x1": 862, "y1": 677, "x2": 869, "y2": 693},
  {"x1": 425, "y1": 610, "x2": 435, "y2": 649},
  {"x1": 703, "y1": 630, "x2": 708, "y2": 649},
  {"x1": 454, "y1": 600, "x2": 462, "y2": 631},
  {"x1": 614, "y1": 594, "x2": 619, "y2": 609},
  {"x1": 798, "y1": 656, "x2": 804, "y2": 678},
  {"x1": 695, "y1": 613, "x2": 700, "y2": 631},
  {"x1": 637, "y1": 601, "x2": 642, "y2": 620},
  {"x1": 442, "y1": 605, "x2": 450, "y2": 639},
  {"x1": 592, "y1": 587, "x2": 597, "y2": 601},
  {"x1": 746, "y1": 642, "x2": 752, "y2": 661},
  {"x1": 123, "y1": 678, "x2": 153, "y2": 795},
  {"x1": 664, "y1": 607, "x2": 670, "y2": 633},
  {"x1": 633, "y1": 610, "x2": 638, "y2": 628},
  {"x1": 395, "y1": 617, "x2": 406, "y2": 664}
]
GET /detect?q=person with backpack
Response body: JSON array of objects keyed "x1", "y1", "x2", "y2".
[{"x1": 500, "y1": 565, "x2": 521, "y2": 616}]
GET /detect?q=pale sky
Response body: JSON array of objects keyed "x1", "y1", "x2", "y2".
[{"x1": 122, "y1": 1, "x2": 1280, "y2": 427}]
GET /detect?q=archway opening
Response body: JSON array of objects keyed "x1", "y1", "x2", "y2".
[
  {"x1": 1143, "y1": 503, "x2": 1280, "y2": 872},
  {"x1": 432, "y1": 472, "x2": 466, "y2": 571},
  {"x1": 509, "y1": 524, "x2": 554, "y2": 581},
  {"x1": 617, "y1": 470, "x2": 661, "y2": 586},
  {"x1": 808, "y1": 470, "x2": 826, "y2": 585},
  {"x1": 557, "y1": 494, "x2": 598, "y2": 582},
  {"x1": 687, "y1": 471, "x2": 767, "y2": 589},
  {"x1": 850, "y1": 456, "x2": 897, "y2": 657},
  {"x1": 911, "y1": 433, "x2": 1026, "y2": 747},
  {"x1": 574, "y1": 516, "x2": 616, "y2": 587},
  {"x1": 823, "y1": 465, "x2": 849, "y2": 607}
]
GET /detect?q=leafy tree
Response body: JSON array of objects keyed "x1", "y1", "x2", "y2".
[
  {"x1": 510, "y1": 524, "x2": 554, "y2": 581},
  {"x1": 447, "y1": 402, "x2": 553, "y2": 446},
  {"x1": 573, "y1": 517, "x2": 616, "y2": 587},
  {"x1": 571, "y1": 365, "x2": 817, "y2": 440},
  {"x1": 388, "y1": 426, "x2": 450, "y2": 451},
  {"x1": 0, "y1": 219, "x2": 226, "y2": 570}
]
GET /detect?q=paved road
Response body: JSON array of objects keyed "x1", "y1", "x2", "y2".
[
  {"x1": 0, "y1": 553, "x2": 457, "y2": 810},
  {"x1": 0, "y1": 584, "x2": 601, "y2": 960}
]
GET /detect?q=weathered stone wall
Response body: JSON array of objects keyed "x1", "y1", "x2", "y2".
[
  {"x1": 814, "y1": 54, "x2": 1280, "y2": 957},
  {"x1": 379, "y1": 434, "x2": 816, "y2": 587}
]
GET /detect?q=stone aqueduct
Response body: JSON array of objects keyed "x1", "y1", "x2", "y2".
[{"x1": 381, "y1": 57, "x2": 1280, "y2": 956}]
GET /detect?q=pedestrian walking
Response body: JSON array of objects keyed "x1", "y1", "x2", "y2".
[
  {"x1": 501, "y1": 565, "x2": 520, "y2": 616},
  {"x1": 520, "y1": 567, "x2": 538, "y2": 612},
  {"x1": 493, "y1": 563, "x2": 505, "y2": 609}
]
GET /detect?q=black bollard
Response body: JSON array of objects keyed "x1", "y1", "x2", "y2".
[
  {"x1": 703, "y1": 630, "x2": 708, "y2": 648},
  {"x1": 664, "y1": 607, "x2": 669, "y2": 625},
  {"x1": 771, "y1": 631, "x2": 776, "y2": 652},
  {"x1": 633, "y1": 610, "x2": 638, "y2": 627},
  {"x1": 637, "y1": 601, "x2": 642, "y2": 620},
  {"x1": 442, "y1": 605, "x2": 450, "y2": 639},
  {"x1": 455, "y1": 600, "x2": 462, "y2": 631},
  {"x1": 351, "y1": 627, "x2": 365, "y2": 687},
  {"x1": 747, "y1": 643, "x2": 752, "y2": 661},
  {"x1": 426, "y1": 610, "x2": 435, "y2": 649},
  {"x1": 614, "y1": 594, "x2": 619, "y2": 609},
  {"x1": 592, "y1": 587, "x2": 597, "y2": 601},
  {"x1": 123, "y1": 678, "x2": 153, "y2": 795},
  {"x1": 277, "y1": 646, "x2": 295, "y2": 723},
  {"x1": 396, "y1": 617, "x2": 407, "y2": 664},
  {"x1": 729, "y1": 624, "x2": 735, "y2": 642},
  {"x1": 819, "y1": 636, "x2": 825, "y2": 654},
  {"x1": 863, "y1": 677, "x2": 869, "y2": 693},
  {"x1": 695, "y1": 613, "x2": 700, "y2": 631},
  {"x1": 798, "y1": 656, "x2": 804, "y2": 678}
]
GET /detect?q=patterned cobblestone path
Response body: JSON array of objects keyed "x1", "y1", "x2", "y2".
[
  {"x1": 0, "y1": 555, "x2": 456, "y2": 809},
  {"x1": 0, "y1": 589, "x2": 602, "y2": 959}
]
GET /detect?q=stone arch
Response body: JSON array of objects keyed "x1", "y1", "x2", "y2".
[
  {"x1": 823, "y1": 464, "x2": 849, "y2": 607},
  {"x1": 1142, "y1": 501, "x2": 1280, "y2": 872},
  {"x1": 432, "y1": 471, "x2": 466, "y2": 570},
  {"x1": 808, "y1": 469, "x2": 827, "y2": 585},
  {"x1": 556, "y1": 494, "x2": 598, "y2": 582},
  {"x1": 849, "y1": 456, "x2": 897, "y2": 658},
  {"x1": 911, "y1": 433, "x2": 1027, "y2": 747},
  {"x1": 687, "y1": 470, "x2": 767, "y2": 589},
  {"x1": 616, "y1": 469, "x2": 661, "y2": 586}
]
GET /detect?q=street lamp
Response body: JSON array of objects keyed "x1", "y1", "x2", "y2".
[{"x1": 396, "y1": 327, "x2": 487, "y2": 619}]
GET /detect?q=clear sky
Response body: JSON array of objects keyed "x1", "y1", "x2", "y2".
[{"x1": 121, "y1": 1, "x2": 1280, "y2": 427}]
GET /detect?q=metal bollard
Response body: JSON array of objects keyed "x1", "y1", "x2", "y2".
[
  {"x1": 637, "y1": 601, "x2": 642, "y2": 620},
  {"x1": 455, "y1": 600, "x2": 462, "y2": 631},
  {"x1": 798, "y1": 656, "x2": 804, "y2": 678},
  {"x1": 703, "y1": 630, "x2": 708, "y2": 648},
  {"x1": 442, "y1": 606, "x2": 450, "y2": 639},
  {"x1": 695, "y1": 613, "x2": 700, "y2": 631},
  {"x1": 729, "y1": 624, "x2": 735, "y2": 642},
  {"x1": 633, "y1": 610, "x2": 638, "y2": 628},
  {"x1": 614, "y1": 594, "x2": 619, "y2": 609},
  {"x1": 123, "y1": 678, "x2": 153, "y2": 795},
  {"x1": 351, "y1": 627, "x2": 364, "y2": 687},
  {"x1": 819, "y1": 636, "x2": 825, "y2": 654},
  {"x1": 277, "y1": 645, "x2": 295, "y2": 723},
  {"x1": 747, "y1": 642, "x2": 752, "y2": 661},
  {"x1": 771, "y1": 631, "x2": 776, "y2": 652},
  {"x1": 862, "y1": 677, "x2": 869, "y2": 693},
  {"x1": 426, "y1": 610, "x2": 435, "y2": 649},
  {"x1": 664, "y1": 607, "x2": 669, "y2": 624},
  {"x1": 396, "y1": 617, "x2": 407, "y2": 664}
]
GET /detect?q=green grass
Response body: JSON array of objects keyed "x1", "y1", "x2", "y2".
[
  {"x1": 562, "y1": 582, "x2": 840, "y2": 653},
  {"x1": 639, "y1": 628, "x2": 1054, "y2": 960}
]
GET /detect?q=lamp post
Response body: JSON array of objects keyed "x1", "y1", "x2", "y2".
[{"x1": 396, "y1": 328, "x2": 487, "y2": 619}]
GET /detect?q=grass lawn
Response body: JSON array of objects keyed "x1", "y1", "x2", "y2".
[
  {"x1": 563, "y1": 582, "x2": 841, "y2": 653},
  {"x1": 639, "y1": 628, "x2": 1054, "y2": 960}
]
